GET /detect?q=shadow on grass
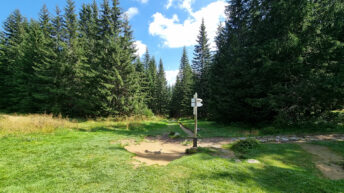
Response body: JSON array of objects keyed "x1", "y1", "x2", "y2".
[
  {"x1": 194, "y1": 165, "x2": 343, "y2": 193},
  {"x1": 77, "y1": 122, "x2": 174, "y2": 138},
  {"x1": 134, "y1": 152, "x2": 184, "y2": 162},
  {"x1": 191, "y1": 143, "x2": 344, "y2": 193},
  {"x1": 108, "y1": 146, "x2": 127, "y2": 151}
]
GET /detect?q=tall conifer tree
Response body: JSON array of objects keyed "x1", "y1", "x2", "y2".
[
  {"x1": 170, "y1": 47, "x2": 193, "y2": 117},
  {"x1": 192, "y1": 19, "x2": 211, "y2": 117},
  {"x1": 155, "y1": 59, "x2": 169, "y2": 115},
  {"x1": 0, "y1": 10, "x2": 27, "y2": 112}
]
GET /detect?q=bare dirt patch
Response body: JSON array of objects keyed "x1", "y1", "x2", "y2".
[
  {"x1": 300, "y1": 144, "x2": 344, "y2": 180},
  {"x1": 179, "y1": 123, "x2": 194, "y2": 137},
  {"x1": 125, "y1": 139, "x2": 190, "y2": 166},
  {"x1": 119, "y1": 137, "x2": 235, "y2": 166}
]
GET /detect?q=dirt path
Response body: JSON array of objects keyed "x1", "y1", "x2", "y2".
[
  {"x1": 122, "y1": 137, "x2": 236, "y2": 167},
  {"x1": 179, "y1": 123, "x2": 194, "y2": 137},
  {"x1": 118, "y1": 123, "x2": 344, "y2": 169},
  {"x1": 300, "y1": 144, "x2": 344, "y2": 180},
  {"x1": 124, "y1": 138, "x2": 190, "y2": 166}
]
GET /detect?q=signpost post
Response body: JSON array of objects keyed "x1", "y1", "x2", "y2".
[{"x1": 191, "y1": 93, "x2": 202, "y2": 147}]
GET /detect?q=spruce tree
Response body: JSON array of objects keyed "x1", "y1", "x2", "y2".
[
  {"x1": 170, "y1": 47, "x2": 193, "y2": 117},
  {"x1": 78, "y1": 3, "x2": 100, "y2": 116},
  {"x1": 62, "y1": 0, "x2": 83, "y2": 116},
  {"x1": 170, "y1": 76, "x2": 182, "y2": 117},
  {"x1": 192, "y1": 19, "x2": 212, "y2": 118},
  {"x1": 114, "y1": 15, "x2": 143, "y2": 116},
  {"x1": 0, "y1": 10, "x2": 27, "y2": 112},
  {"x1": 147, "y1": 57, "x2": 158, "y2": 112},
  {"x1": 135, "y1": 57, "x2": 149, "y2": 107},
  {"x1": 0, "y1": 32, "x2": 6, "y2": 110},
  {"x1": 143, "y1": 48, "x2": 150, "y2": 70},
  {"x1": 24, "y1": 5, "x2": 58, "y2": 113},
  {"x1": 155, "y1": 59, "x2": 169, "y2": 115},
  {"x1": 50, "y1": 6, "x2": 67, "y2": 114}
]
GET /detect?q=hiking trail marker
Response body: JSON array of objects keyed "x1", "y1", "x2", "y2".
[{"x1": 191, "y1": 93, "x2": 202, "y2": 147}]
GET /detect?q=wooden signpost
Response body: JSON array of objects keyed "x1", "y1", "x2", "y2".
[{"x1": 191, "y1": 93, "x2": 202, "y2": 147}]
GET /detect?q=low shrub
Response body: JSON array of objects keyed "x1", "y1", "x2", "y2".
[
  {"x1": 185, "y1": 147, "x2": 214, "y2": 154},
  {"x1": 185, "y1": 147, "x2": 198, "y2": 154},
  {"x1": 231, "y1": 139, "x2": 260, "y2": 154}
]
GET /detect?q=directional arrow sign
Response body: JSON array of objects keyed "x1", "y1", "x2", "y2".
[
  {"x1": 191, "y1": 98, "x2": 203, "y2": 107},
  {"x1": 191, "y1": 102, "x2": 203, "y2": 107},
  {"x1": 191, "y1": 98, "x2": 203, "y2": 103}
]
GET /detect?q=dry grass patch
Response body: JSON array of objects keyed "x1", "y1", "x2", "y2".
[{"x1": 0, "y1": 114, "x2": 77, "y2": 135}]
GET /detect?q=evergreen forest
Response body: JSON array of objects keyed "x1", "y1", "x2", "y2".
[{"x1": 0, "y1": 0, "x2": 343, "y2": 125}]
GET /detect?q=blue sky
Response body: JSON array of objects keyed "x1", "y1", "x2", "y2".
[{"x1": 0, "y1": 0, "x2": 227, "y2": 85}]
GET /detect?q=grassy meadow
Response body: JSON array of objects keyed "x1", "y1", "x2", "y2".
[
  {"x1": 179, "y1": 116, "x2": 344, "y2": 138},
  {"x1": 0, "y1": 114, "x2": 343, "y2": 192}
]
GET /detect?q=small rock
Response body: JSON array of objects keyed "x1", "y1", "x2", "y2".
[
  {"x1": 235, "y1": 159, "x2": 241, "y2": 163},
  {"x1": 290, "y1": 137, "x2": 299, "y2": 141},
  {"x1": 247, "y1": 159, "x2": 260, "y2": 164},
  {"x1": 239, "y1": 137, "x2": 246, "y2": 140},
  {"x1": 281, "y1": 138, "x2": 289, "y2": 142},
  {"x1": 268, "y1": 138, "x2": 275, "y2": 142}
]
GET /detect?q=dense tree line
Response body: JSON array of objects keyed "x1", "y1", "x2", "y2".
[
  {"x1": 0, "y1": 0, "x2": 170, "y2": 117},
  {"x1": 1, "y1": 0, "x2": 342, "y2": 123},
  {"x1": 170, "y1": 0, "x2": 343, "y2": 125},
  {"x1": 208, "y1": 0, "x2": 344, "y2": 124}
]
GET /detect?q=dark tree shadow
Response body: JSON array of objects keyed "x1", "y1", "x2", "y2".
[
  {"x1": 187, "y1": 143, "x2": 344, "y2": 193},
  {"x1": 77, "y1": 122, "x2": 177, "y2": 138}
]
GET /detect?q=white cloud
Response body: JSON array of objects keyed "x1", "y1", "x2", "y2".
[
  {"x1": 165, "y1": 70, "x2": 179, "y2": 86},
  {"x1": 134, "y1": 41, "x2": 147, "y2": 57},
  {"x1": 180, "y1": 0, "x2": 195, "y2": 13},
  {"x1": 125, "y1": 7, "x2": 139, "y2": 20},
  {"x1": 165, "y1": 0, "x2": 194, "y2": 11},
  {"x1": 137, "y1": 0, "x2": 149, "y2": 3},
  {"x1": 165, "y1": 0, "x2": 175, "y2": 9},
  {"x1": 149, "y1": 0, "x2": 227, "y2": 49}
]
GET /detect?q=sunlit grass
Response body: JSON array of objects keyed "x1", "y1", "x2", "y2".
[
  {"x1": 0, "y1": 114, "x2": 343, "y2": 192},
  {"x1": 0, "y1": 114, "x2": 171, "y2": 137},
  {"x1": 179, "y1": 118, "x2": 344, "y2": 138},
  {"x1": 0, "y1": 114, "x2": 77, "y2": 136}
]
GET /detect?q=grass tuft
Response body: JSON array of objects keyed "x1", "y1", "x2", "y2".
[
  {"x1": 230, "y1": 139, "x2": 261, "y2": 159},
  {"x1": 0, "y1": 114, "x2": 76, "y2": 136}
]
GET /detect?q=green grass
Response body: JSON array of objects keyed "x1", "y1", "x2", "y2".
[
  {"x1": 179, "y1": 119, "x2": 344, "y2": 138},
  {"x1": 310, "y1": 141, "x2": 344, "y2": 157},
  {"x1": 76, "y1": 119, "x2": 187, "y2": 139},
  {"x1": 1, "y1": 116, "x2": 344, "y2": 192},
  {"x1": 179, "y1": 119, "x2": 256, "y2": 138}
]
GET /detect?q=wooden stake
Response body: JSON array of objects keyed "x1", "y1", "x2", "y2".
[{"x1": 193, "y1": 93, "x2": 198, "y2": 148}]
